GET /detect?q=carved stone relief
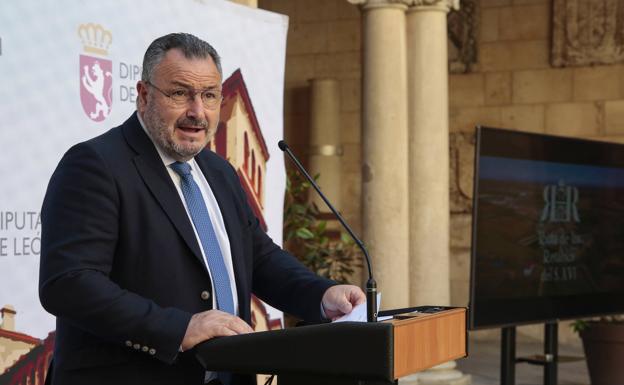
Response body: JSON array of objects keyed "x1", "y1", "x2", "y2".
[
  {"x1": 448, "y1": 0, "x2": 478, "y2": 73},
  {"x1": 450, "y1": 132, "x2": 474, "y2": 214},
  {"x1": 552, "y1": 0, "x2": 624, "y2": 67}
]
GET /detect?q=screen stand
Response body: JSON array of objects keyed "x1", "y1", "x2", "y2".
[
  {"x1": 501, "y1": 322, "x2": 560, "y2": 385},
  {"x1": 501, "y1": 326, "x2": 516, "y2": 385},
  {"x1": 544, "y1": 322, "x2": 558, "y2": 385}
]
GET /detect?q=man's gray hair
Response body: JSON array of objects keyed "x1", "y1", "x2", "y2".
[{"x1": 141, "y1": 33, "x2": 222, "y2": 82}]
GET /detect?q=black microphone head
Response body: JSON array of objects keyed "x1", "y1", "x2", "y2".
[{"x1": 278, "y1": 140, "x2": 288, "y2": 151}]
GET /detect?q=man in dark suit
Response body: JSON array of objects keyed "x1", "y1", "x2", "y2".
[{"x1": 39, "y1": 33, "x2": 365, "y2": 385}]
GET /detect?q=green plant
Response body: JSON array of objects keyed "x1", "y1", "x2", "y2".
[
  {"x1": 571, "y1": 315, "x2": 624, "y2": 333},
  {"x1": 571, "y1": 319, "x2": 590, "y2": 333},
  {"x1": 283, "y1": 169, "x2": 361, "y2": 284}
]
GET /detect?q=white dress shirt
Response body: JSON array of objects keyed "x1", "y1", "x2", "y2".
[{"x1": 138, "y1": 115, "x2": 239, "y2": 314}]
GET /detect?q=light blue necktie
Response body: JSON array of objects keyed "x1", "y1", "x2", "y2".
[{"x1": 171, "y1": 161, "x2": 235, "y2": 315}]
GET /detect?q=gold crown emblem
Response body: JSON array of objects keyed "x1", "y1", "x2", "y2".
[{"x1": 78, "y1": 23, "x2": 112, "y2": 56}]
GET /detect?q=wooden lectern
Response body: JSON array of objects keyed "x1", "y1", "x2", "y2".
[{"x1": 195, "y1": 307, "x2": 467, "y2": 385}]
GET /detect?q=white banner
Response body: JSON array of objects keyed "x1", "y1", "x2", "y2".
[{"x1": 0, "y1": 0, "x2": 287, "y2": 345}]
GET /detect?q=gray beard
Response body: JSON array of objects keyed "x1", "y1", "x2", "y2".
[{"x1": 143, "y1": 102, "x2": 213, "y2": 162}]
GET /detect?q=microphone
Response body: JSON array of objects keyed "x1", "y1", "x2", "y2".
[{"x1": 278, "y1": 140, "x2": 377, "y2": 322}]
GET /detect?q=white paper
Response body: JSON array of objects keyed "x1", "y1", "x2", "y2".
[{"x1": 332, "y1": 293, "x2": 391, "y2": 322}]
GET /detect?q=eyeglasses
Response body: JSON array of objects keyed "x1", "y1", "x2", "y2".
[{"x1": 146, "y1": 81, "x2": 222, "y2": 109}]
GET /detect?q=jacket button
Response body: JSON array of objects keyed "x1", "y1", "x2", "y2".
[
  {"x1": 125, "y1": 340, "x2": 132, "y2": 347},
  {"x1": 133, "y1": 343, "x2": 141, "y2": 350},
  {"x1": 149, "y1": 348, "x2": 156, "y2": 355},
  {"x1": 200, "y1": 291, "x2": 211, "y2": 300},
  {"x1": 142, "y1": 346, "x2": 149, "y2": 352}
]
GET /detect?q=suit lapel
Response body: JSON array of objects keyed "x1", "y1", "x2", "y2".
[
  {"x1": 195, "y1": 154, "x2": 248, "y2": 313},
  {"x1": 121, "y1": 113, "x2": 206, "y2": 271}
]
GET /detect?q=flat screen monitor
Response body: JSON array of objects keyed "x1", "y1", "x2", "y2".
[{"x1": 469, "y1": 126, "x2": 624, "y2": 329}]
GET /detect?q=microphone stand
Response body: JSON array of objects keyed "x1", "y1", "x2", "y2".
[{"x1": 278, "y1": 140, "x2": 377, "y2": 322}]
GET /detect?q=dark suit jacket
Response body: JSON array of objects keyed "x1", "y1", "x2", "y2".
[{"x1": 39, "y1": 113, "x2": 335, "y2": 385}]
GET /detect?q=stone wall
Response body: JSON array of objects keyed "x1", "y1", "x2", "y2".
[
  {"x1": 259, "y1": 0, "x2": 624, "y2": 342},
  {"x1": 450, "y1": 0, "x2": 624, "y2": 342},
  {"x1": 259, "y1": 0, "x2": 363, "y2": 243},
  {"x1": 451, "y1": 0, "x2": 624, "y2": 139}
]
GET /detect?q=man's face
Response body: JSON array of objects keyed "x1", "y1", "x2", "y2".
[{"x1": 137, "y1": 49, "x2": 221, "y2": 162}]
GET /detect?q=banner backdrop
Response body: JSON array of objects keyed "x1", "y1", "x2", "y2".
[{"x1": 0, "y1": 0, "x2": 287, "y2": 350}]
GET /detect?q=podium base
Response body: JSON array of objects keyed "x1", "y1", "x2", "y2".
[
  {"x1": 417, "y1": 374, "x2": 471, "y2": 385},
  {"x1": 399, "y1": 362, "x2": 471, "y2": 385},
  {"x1": 279, "y1": 374, "x2": 396, "y2": 385}
]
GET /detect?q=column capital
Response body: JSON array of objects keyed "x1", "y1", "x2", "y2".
[
  {"x1": 406, "y1": 0, "x2": 459, "y2": 12},
  {"x1": 347, "y1": 0, "x2": 410, "y2": 11}
]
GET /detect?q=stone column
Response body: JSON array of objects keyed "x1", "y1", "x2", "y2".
[
  {"x1": 308, "y1": 78, "x2": 342, "y2": 212},
  {"x1": 350, "y1": 0, "x2": 410, "y2": 310},
  {"x1": 403, "y1": 1, "x2": 470, "y2": 384},
  {"x1": 406, "y1": 0, "x2": 456, "y2": 311}
]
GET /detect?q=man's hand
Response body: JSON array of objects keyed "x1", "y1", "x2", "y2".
[
  {"x1": 321, "y1": 285, "x2": 366, "y2": 320},
  {"x1": 181, "y1": 310, "x2": 253, "y2": 351}
]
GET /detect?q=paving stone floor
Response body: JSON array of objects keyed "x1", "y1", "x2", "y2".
[{"x1": 456, "y1": 335, "x2": 590, "y2": 385}]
